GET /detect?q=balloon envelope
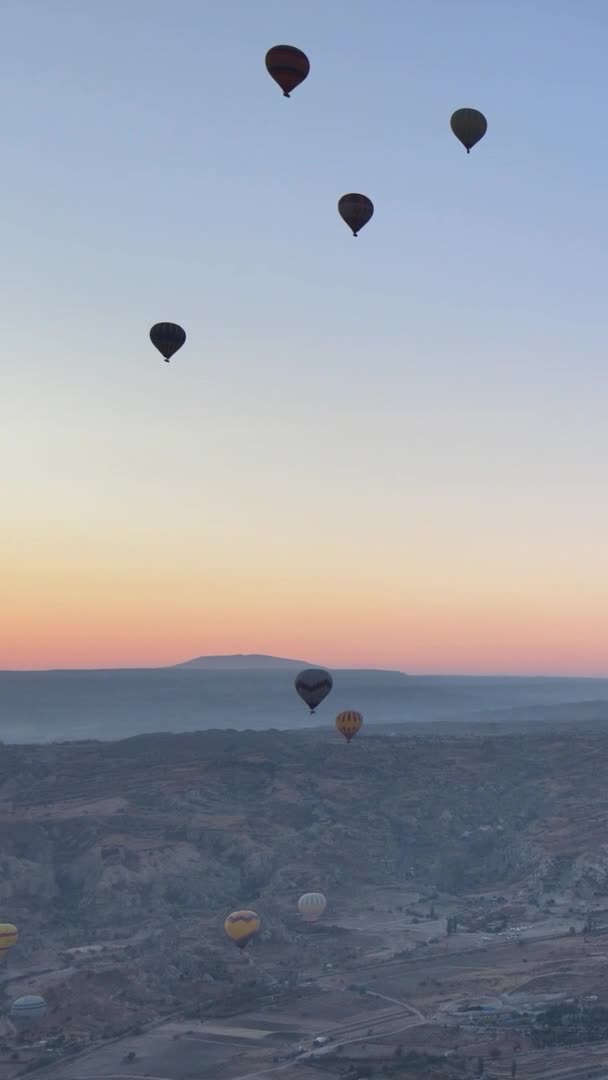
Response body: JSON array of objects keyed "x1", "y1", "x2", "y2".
[
  {"x1": 336, "y1": 710, "x2": 363, "y2": 742},
  {"x1": 224, "y1": 909, "x2": 261, "y2": 950},
  {"x1": 298, "y1": 892, "x2": 327, "y2": 922},
  {"x1": 338, "y1": 194, "x2": 374, "y2": 236},
  {"x1": 0, "y1": 924, "x2": 17, "y2": 953},
  {"x1": 450, "y1": 108, "x2": 487, "y2": 153},
  {"x1": 149, "y1": 322, "x2": 186, "y2": 362},
  {"x1": 10, "y1": 995, "x2": 47, "y2": 1031},
  {"x1": 265, "y1": 45, "x2": 310, "y2": 97},
  {"x1": 295, "y1": 668, "x2": 333, "y2": 714}
]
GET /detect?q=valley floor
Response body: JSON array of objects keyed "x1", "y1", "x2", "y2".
[{"x1": 12, "y1": 902, "x2": 608, "y2": 1080}]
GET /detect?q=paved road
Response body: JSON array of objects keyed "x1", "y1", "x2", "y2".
[
  {"x1": 230, "y1": 987, "x2": 427, "y2": 1080},
  {"x1": 366, "y1": 988, "x2": 425, "y2": 1022}
]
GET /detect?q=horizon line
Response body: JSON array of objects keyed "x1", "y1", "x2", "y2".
[{"x1": 2, "y1": 661, "x2": 608, "y2": 680}]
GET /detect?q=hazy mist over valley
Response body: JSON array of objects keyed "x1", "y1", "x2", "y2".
[{"x1": 2, "y1": 655, "x2": 608, "y2": 744}]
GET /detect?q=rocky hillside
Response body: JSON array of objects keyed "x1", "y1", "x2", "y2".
[
  {"x1": 1, "y1": 725, "x2": 608, "y2": 1049},
  {"x1": 2, "y1": 726, "x2": 608, "y2": 940}
]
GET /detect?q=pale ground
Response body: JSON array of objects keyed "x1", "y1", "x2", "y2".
[{"x1": 17, "y1": 889, "x2": 607, "y2": 1080}]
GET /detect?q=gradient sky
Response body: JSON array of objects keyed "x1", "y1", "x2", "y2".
[{"x1": 3, "y1": 0, "x2": 608, "y2": 674}]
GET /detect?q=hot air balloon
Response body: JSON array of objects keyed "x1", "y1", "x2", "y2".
[
  {"x1": 10, "y1": 995, "x2": 47, "y2": 1033},
  {"x1": 336, "y1": 710, "x2": 363, "y2": 743},
  {"x1": 338, "y1": 194, "x2": 374, "y2": 237},
  {"x1": 265, "y1": 46, "x2": 310, "y2": 97},
  {"x1": 149, "y1": 322, "x2": 186, "y2": 362},
  {"x1": 298, "y1": 892, "x2": 327, "y2": 923},
  {"x1": 295, "y1": 669, "x2": 333, "y2": 715},
  {"x1": 450, "y1": 108, "x2": 487, "y2": 153},
  {"x1": 224, "y1": 910, "x2": 261, "y2": 950},
  {"x1": 0, "y1": 924, "x2": 17, "y2": 957}
]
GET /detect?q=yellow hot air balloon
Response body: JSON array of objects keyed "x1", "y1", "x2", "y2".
[
  {"x1": 336, "y1": 710, "x2": 363, "y2": 743},
  {"x1": 0, "y1": 924, "x2": 18, "y2": 956},
  {"x1": 224, "y1": 910, "x2": 261, "y2": 950},
  {"x1": 298, "y1": 892, "x2": 327, "y2": 922}
]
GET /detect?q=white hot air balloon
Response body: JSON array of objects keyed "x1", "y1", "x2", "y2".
[{"x1": 297, "y1": 892, "x2": 327, "y2": 923}]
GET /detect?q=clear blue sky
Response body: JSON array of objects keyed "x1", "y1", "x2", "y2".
[{"x1": 4, "y1": 0, "x2": 608, "y2": 673}]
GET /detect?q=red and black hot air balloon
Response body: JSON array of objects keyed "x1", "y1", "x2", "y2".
[
  {"x1": 450, "y1": 108, "x2": 487, "y2": 153},
  {"x1": 149, "y1": 323, "x2": 186, "y2": 363},
  {"x1": 265, "y1": 45, "x2": 310, "y2": 98},
  {"x1": 338, "y1": 194, "x2": 374, "y2": 237}
]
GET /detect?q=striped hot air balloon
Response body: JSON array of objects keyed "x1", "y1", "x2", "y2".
[
  {"x1": 265, "y1": 45, "x2": 310, "y2": 97},
  {"x1": 450, "y1": 108, "x2": 487, "y2": 153},
  {"x1": 298, "y1": 892, "x2": 327, "y2": 923},
  {"x1": 0, "y1": 924, "x2": 17, "y2": 955},
  {"x1": 149, "y1": 322, "x2": 186, "y2": 362},
  {"x1": 224, "y1": 909, "x2": 261, "y2": 950},
  {"x1": 10, "y1": 995, "x2": 47, "y2": 1032},
  {"x1": 338, "y1": 194, "x2": 374, "y2": 237},
  {"x1": 336, "y1": 710, "x2": 363, "y2": 743}
]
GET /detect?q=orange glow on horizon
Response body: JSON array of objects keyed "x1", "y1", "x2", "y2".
[
  {"x1": 4, "y1": 587, "x2": 608, "y2": 676},
  {"x1": 4, "y1": 460, "x2": 608, "y2": 677}
]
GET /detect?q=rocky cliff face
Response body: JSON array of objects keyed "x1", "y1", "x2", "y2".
[{"x1": 1, "y1": 727, "x2": 607, "y2": 944}]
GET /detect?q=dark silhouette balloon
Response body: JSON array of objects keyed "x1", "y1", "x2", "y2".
[
  {"x1": 450, "y1": 108, "x2": 487, "y2": 153},
  {"x1": 295, "y1": 668, "x2": 333, "y2": 714},
  {"x1": 338, "y1": 194, "x2": 374, "y2": 237},
  {"x1": 265, "y1": 46, "x2": 310, "y2": 97},
  {"x1": 149, "y1": 323, "x2": 186, "y2": 362}
]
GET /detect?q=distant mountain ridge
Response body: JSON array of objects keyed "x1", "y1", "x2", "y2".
[
  {"x1": 173, "y1": 653, "x2": 409, "y2": 674},
  {"x1": 174, "y1": 653, "x2": 314, "y2": 670}
]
